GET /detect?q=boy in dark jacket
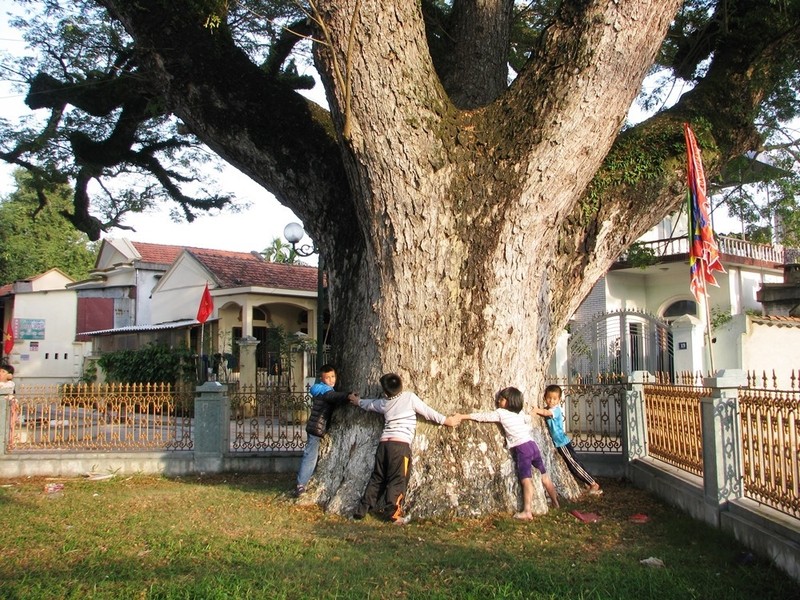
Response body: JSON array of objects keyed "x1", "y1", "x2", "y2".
[{"x1": 295, "y1": 364, "x2": 356, "y2": 496}]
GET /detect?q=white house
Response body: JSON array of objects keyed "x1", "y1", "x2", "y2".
[
  {"x1": 81, "y1": 241, "x2": 321, "y2": 390},
  {"x1": 0, "y1": 269, "x2": 91, "y2": 385},
  {"x1": 553, "y1": 212, "x2": 799, "y2": 382},
  {"x1": 68, "y1": 238, "x2": 189, "y2": 335}
]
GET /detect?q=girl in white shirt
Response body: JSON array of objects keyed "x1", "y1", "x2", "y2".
[{"x1": 462, "y1": 386, "x2": 559, "y2": 519}]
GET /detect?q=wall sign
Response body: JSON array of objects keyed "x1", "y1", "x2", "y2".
[{"x1": 14, "y1": 318, "x2": 46, "y2": 340}]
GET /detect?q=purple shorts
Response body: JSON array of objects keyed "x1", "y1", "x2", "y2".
[{"x1": 512, "y1": 440, "x2": 546, "y2": 480}]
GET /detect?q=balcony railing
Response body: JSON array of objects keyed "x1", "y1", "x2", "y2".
[{"x1": 619, "y1": 235, "x2": 787, "y2": 265}]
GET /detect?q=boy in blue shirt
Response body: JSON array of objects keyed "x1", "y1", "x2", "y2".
[
  {"x1": 295, "y1": 364, "x2": 357, "y2": 497},
  {"x1": 532, "y1": 384, "x2": 602, "y2": 496}
]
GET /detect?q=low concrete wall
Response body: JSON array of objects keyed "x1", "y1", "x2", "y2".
[
  {"x1": 578, "y1": 453, "x2": 626, "y2": 478},
  {"x1": 628, "y1": 457, "x2": 800, "y2": 584},
  {"x1": 628, "y1": 457, "x2": 709, "y2": 524},
  {"x1": 0, "y1": 452, "x2": 300, "y2": 479},
  {"x1": 722, "y1": 499, "x2": 800, "y2": 583}
]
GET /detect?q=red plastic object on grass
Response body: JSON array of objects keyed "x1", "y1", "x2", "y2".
[{"x1": 570, "y1": 510, "x2": 601, "y2": 523}]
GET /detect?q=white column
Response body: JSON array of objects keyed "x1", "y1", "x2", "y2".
[
  {"x1": 700, "y1": 369, "x2": 746, "y2": 526},
  {"x1": 240, "y1": 300, "x2": 253, "y2": 337},
  {"x1": 728, "y1": 267, "x2": 742, "y2": 315},
  {"x1": 670, "y1": 315, "x2": 702, "y2": 374}
]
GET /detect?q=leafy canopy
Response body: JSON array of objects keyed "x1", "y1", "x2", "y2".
[
  {"x1": 0, "y1": 0, "x2": 799, "y2": 243},
  {"x1": 0, "y1": 170, "x2": 98, "y2": 283}
]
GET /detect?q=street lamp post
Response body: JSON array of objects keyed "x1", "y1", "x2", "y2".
[{"x1": 283, "y1": 222, "x2": 325, "y2": 380}]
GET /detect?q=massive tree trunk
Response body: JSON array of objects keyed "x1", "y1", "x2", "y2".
[
  {"x1": 94, "y1": 0, "x2": 798, "y2": 518},
  {"x1": 303, "y1": 0, "x2": 681, "y2": 517}
]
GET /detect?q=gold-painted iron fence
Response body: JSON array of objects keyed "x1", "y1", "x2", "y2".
[
  {"x1": 739, "y1": 371, "x2": 800, "y2": 519},
  {"x1": 5, "y1": 383, "x2": 313, "y2": 454},
  {"x1": 228, "y1": 384, "x2": 311, "y2": 452},
  {"x1": 643, "y1": 372, "x2": 709, "y2": 477},
  {"x1": 7, "y1": 383, "x2": 194, "y2": 451}
]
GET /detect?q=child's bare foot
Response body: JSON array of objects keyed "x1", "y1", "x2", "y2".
[{"x1": 513, "y1": 511, "x2": 533, "y2": 520}]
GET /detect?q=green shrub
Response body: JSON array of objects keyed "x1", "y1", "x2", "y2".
[{"x1": 97, "y1": 343, "x2": 195, "y2": 384}]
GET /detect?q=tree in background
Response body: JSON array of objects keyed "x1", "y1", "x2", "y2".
[
  {"x1": 261, "y1": 237, "x2": 299, "y2": 264},
  {"x1": 1, "y1": 1, "x2": 799, "y2": 518},
  {"x1": 0, "y1": 170, "x2": 98, "y2": 283},
  {"x1": 712, "y1": 147, "x2": 800, "y2": 246}
]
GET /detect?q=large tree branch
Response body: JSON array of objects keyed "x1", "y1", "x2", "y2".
[
  {"x1": 262, "y1": 16, "x2": 316, "y2": 90},
  {"x1": 432, "y1": 0, "x2": 515, "y2": 109},
  {"x1": 98, "y1": 0, "x2": 355, "y2": 253},
  {"x1": 550, "y1": 0, "x2": 800, "y2": 322},
  {"x1": 433, "y1": 0, "x2": 682, "y2": 269},
  {"x1": 68, "y1": 95, "x2": 153, "y2": 167},
  {"x1": 26, "y1": 70, "x2": 145, "y2": 117},
  {"x1": 494, "y1": 0, "x2": 682, "y2": 214}
]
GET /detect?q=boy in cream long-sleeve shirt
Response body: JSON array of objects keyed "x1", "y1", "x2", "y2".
[{"x1": 350, "y1": 372, "x2": 461, "y2": 524}]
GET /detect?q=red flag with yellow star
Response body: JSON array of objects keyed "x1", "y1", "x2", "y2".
[
  {"x1": 196, "y1": 283, "x2": 214, "y2": 324},
  {"x1": 4, "y1": 320, "x2": 14, "y2": 355}
]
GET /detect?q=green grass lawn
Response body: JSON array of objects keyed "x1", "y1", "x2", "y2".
[{"x1": 0, "y1": 473, "x2": 797, "y2": 599}]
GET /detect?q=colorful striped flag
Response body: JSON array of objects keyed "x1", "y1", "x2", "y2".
[{"x1": 684, "y1": 123, "x2": 725, "y2": 302}]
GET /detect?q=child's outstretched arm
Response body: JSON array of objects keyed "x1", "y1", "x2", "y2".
[
  {"x1": 531, "y1": 406, "x2": 553, "y2": 417},
  {"x1": 463, "y1": 411, "x2": 499, "y2": 423},
  {"x1": 443, "y1": 414, "x2": 463, "y2": 427}
]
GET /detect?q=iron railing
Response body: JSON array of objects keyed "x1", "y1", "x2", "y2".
[
  {"x1": 619, "y1": 235, "x2": 786, "y2": 264},
  {"x1": 7, "y1": 383, "x2": 194, "y2": 452},
  {"x1": 642, "y1": 372, "x2": 710, "y2": 477},
  {"x1": 228, "y1": 384, "x2": 311, "y2": 452},
  {"x1": 739, "y1": 371, "x2": 800, "y2": 519},
  {"x1": 556, "y1": 374, "x2": 625, "y2": 454}
]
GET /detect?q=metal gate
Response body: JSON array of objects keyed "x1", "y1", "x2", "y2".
[{"x1": 567, "y1": 309, "x2": 673, "y2": 382}]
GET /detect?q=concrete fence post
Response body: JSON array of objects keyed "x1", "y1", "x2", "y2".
[
  {"x1": 624, "y1": 371, "x2": 650, "y2": 465},
  {"x1": 700, "y1": 368, "x2": 746, "y2": 526},
  {"x1": 193, "y1": 381, "x2": 230, "y2": 473}
]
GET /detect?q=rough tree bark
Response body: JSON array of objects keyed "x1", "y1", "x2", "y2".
[
  {"x1": 91, "y1": 0, "x2": 798, "y2": 518},
  {"x1": 300, "y1": 0, "x2": 681, "y2": 517}
]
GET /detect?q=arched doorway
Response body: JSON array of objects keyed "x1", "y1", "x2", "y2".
[{"x1": 661, "y1": 298, "x2": 698, "y2": 322}]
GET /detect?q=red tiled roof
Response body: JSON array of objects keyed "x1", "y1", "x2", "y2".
[
  {"x1": 750, "y1": 314, "x2": 800, "y2": 327},
  {"x1": 131, "y1": 241, "x2": 251, "y2": 265},
  {"x1": 187, "y1": 248, "x2": 318, "y2": 292},
  {"x1": 130, "y1": 242, "x2": 185, "y2": 264}
]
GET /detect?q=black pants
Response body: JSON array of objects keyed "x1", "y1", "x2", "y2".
[
  {"x1": 556, "y1": 442, "x2": 596, "y2": 487},
  {"x1": 354, "y1": 440, "x2": 412, "y2": 521}
]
